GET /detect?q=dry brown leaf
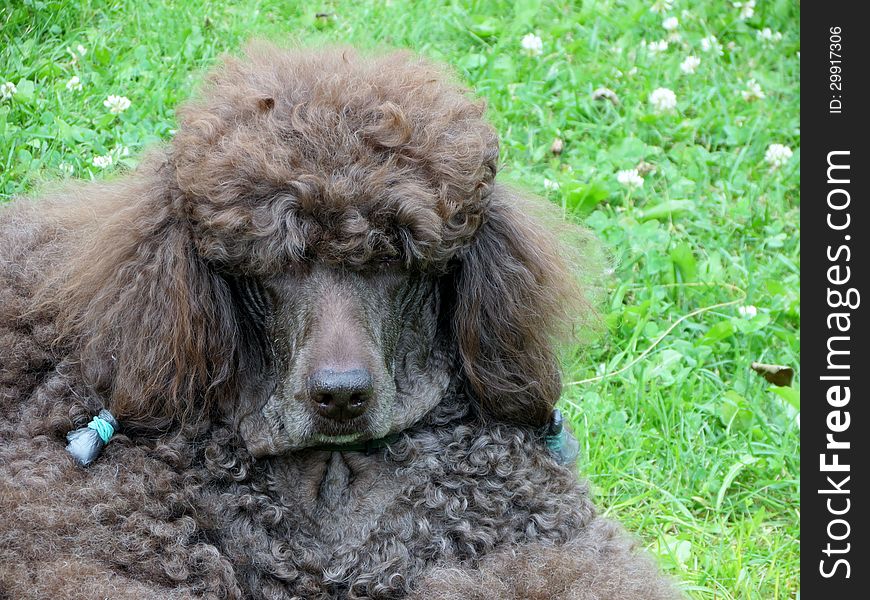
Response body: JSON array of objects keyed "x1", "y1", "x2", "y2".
[
  {"x1": 591, "y1": 87, "x2": 620, "y2": 105},
  {"x1": 750, "y1": 362, "x2": 794, "y2": 387},
  {"x1": 636, "y1": 161, "x2": 657, "y2": 176}
]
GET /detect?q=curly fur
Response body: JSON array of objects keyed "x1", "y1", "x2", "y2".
[{"x1": 0, "y1": 44, "x2": 680, "y2": 599}]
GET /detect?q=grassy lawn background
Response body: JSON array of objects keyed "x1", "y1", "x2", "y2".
[{"x1": 1, "y1": 1, "x2": 800, "y2": 598}]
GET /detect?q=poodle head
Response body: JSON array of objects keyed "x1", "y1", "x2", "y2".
[{"x1": 52, "y1": 44, "x2": 596, "y2": 453}]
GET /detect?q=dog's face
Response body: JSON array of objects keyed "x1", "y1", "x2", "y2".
[
  {"x1": 58, "y1": 46, "x2": 588, "y2": 450},
  {"x1": 236, "y1": 262, "x2": 453, "y2": 453}
]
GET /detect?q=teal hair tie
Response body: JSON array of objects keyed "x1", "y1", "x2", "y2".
[
  {"x1": 66, "y1": 409, "x2": 121, "y2": 466},
  {"x1": 545, "y1": 409, "x2": 580, "y2": 465},
  {"x1": 87, "y1": 415, "x2": 115, "y2": 444}
]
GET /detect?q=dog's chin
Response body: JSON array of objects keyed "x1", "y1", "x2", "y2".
[{"x1": 306, "y1": 414, "x2": 388, "y2": 445}]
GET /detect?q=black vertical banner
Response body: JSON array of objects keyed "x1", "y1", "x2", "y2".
[{"x1": 803, "y1": 4, "x2": 870, "y2": 596}]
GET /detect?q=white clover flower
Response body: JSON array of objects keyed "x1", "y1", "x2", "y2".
[
  {"x1": 649, "y1": 87, "x2": 677, "y2": 113},
  {"x1": 701, "y1": 35, "x2": 723, "y2": 56},
  {"x1": 0, "y1": 81, "x2": 16, "y2": 100},
  {"x1": 76, "y1": 44, "x2": 88, "y2": 57},
  {"x1": 741, "y1": 79, "x2": 765, "y2": 101},
  {"x1": 104, "y1": 95, "x2": 131, "y2": 114},
  {"x1": 59, "y1": 162, "x2": 75, "y2": 177},
  {"x1": 617, "y1": 169, "x2": 644, "y2": 188},
  {"x1": 680, "y1": 55, "x2": 701, "y2": 74},
  {"x1": 733, "y1": 0, "x2": 755, "y2": 20},
  {"x1": 757, "y1": 28, "x2": 783, "y2": 43},
  {"x1": 765, "y1": 143, "x2": 793, "y2": 169},
  {"x1": 521, "y1": 33, "x2": 543, "y2": 56},
  {"x1": 543, "y1": 178, "x2": 560, "y2": 192},
  {"x1": 737, "y1": 305, "x2": 758, "y2": 318},
  {"x1": 92, "y1": 154, "x2": 114, "y2": 169},
  {"x1": 650, "y1": 0, "x2": 674, "y2": 13},
  {"x1": 663, "y1": 16, "x2": 679, "y2": 31},
  {"x1": 66, "y1": 75, "x2": 83, "y2": 92},
  {"x1": 644, "y1": 39, "x2": 669, "y2": 54}
]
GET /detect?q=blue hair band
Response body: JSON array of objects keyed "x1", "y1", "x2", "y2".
[
  {"x1": 66, "y1": 409, "x2": 121, "y2": 467},
  {"x1": 86, "y1": 414, "x2": 115, "y2": 444}
]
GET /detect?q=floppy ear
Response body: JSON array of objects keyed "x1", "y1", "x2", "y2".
[
  {"x1": 44, "y1": 157, "x2": 238, "y2": 433},
  {"x1": 453, "y1": 184, "x2": 590, "y2": 427}
]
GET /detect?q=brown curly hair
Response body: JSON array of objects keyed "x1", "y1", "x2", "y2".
[
  {"x1": 35, "y1": 43, "x2": 589, "y2": 433},
  {"x1": 0, "y1": 43, "x2": 678, "y2": 600}
]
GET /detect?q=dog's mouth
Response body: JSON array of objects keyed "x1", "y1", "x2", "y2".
[
  {"x1": 307, "y1": 413, "x2": 378, "y2": 440},
  {"x1": 240, "y1": 394, "x2": 389, "y2": 458},
  {"x1": 310, "y1": 432, "x2": 365, "y2": 444}
]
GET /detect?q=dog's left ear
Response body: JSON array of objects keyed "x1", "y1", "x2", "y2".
[
  {"x1": 39, "y1": 155, "x2": 239, "y2": 434},
  {"x1": 452, "y1": 185, "x2": 591, "y2": 427}
]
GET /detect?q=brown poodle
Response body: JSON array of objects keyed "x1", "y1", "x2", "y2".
[{"x1": 0, "y1": 44, "x2": 681, "y2": 599}]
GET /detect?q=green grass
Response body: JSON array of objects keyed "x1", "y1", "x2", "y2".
[{"x1": 1, "y1": 0, "x2": 800, "y2": 597}]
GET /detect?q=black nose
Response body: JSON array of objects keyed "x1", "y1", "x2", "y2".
[{"x1": 308, "y1": 368, "x2": 374, "y2": 422}]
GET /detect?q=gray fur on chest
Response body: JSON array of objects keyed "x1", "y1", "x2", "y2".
[
  {"x1": 199, "y1": 423, "x2": 591, "y2": 599},
  {"x1": 272, "y1": 450, "x2": 402, "y2": 547}
]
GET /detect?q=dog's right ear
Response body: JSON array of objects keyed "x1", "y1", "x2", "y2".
[
  {"x1": 451, "y1": 185, "x2": 596, "y2": 427},
  {"x1": 42, "y1": 155, "x2": 238, "y2": 433}
]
